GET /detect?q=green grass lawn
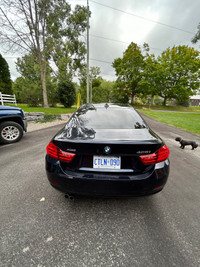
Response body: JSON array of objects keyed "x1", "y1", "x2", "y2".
[
  {"x1": 139, "y1": 110, "x2": 200, "y2": 135},
  {"x1": 15, "y1": 104, "x2": 77, "y2": 114},
  {"x1": 133, "y1": 104, "x2": 200, "y2": 112}
]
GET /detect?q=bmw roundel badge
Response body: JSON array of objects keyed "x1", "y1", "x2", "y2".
[{"x1": 104, "y1": 146, "x2": 111, "y2": 154}]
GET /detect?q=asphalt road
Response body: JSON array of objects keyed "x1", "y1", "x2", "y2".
[{"x1": 0, "y1": 117, "x2": 200, "y2": 267}]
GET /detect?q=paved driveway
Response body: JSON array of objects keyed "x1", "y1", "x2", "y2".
[{"x1": 0, "y1": 118, "x2": 200, "y2": 267}]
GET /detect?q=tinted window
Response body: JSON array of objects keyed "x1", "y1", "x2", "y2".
[{"x1": 75, "y1": 107, "x2": 146, "y2": 129}]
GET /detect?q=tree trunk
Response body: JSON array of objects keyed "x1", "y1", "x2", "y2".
[
  {"x1": 38, "y1": 53, "x2": 49, "y2": 108},
  {"x1": 41, "y1": 69, "x2": 48, "y2": 108},
  {"x1": 131, "y1": 92, "x2": 134, "y2": 103},
  {"x1": 151, "y1": 95, "x2": 154, "y2": 105},
  {"x1": 163, "y1": 96, "x2": 167, "y2": 106},
  {"x1": 41, "y1": 23, "x2": 49, "y2": 108}
]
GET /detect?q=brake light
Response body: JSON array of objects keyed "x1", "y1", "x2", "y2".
[
  {"x1": 57, "y1": 149, "x2": 75, "y2": 162},
  {"x1": 46, "y1": 142, "x2": 75, "y2": 162},
  {"x1": 140, "y1": 145, "x2": 169, "y2": 165},
  {"x1": 46, "y1": 142, "x2": 58, "y2": 160}
]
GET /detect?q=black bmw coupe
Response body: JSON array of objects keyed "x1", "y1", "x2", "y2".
[{"x1": 45, "y1": 103, "x2": 170, "y2": 197}]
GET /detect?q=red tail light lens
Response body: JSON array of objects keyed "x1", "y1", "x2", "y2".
[
  {"x1": 46, "y1": 142, "x2": 58, "y2": 160},
  {"x1": 46, "y1": 142, "x2": 75, "y2": 162},
  {"x1": 157, "y1": 145, "x2": 170, "y2": 163},
  {"x1": 139, "y1": 145, "x2": 169, "y2": 165},
  {"x1": 57, "y1": 149, "x2": 75, "y2": 162}
]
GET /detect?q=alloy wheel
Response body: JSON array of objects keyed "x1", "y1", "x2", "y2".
[{"x1": 1, "y1": 126, "x2": 20, "y2": 141}]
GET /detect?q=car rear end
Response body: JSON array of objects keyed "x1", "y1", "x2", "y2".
[{"x1": 45, "y1": 104, "x2": 170, "y2": 197}]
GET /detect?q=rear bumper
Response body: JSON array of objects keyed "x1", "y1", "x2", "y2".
[{"x1": 45, "y1": 156, "x2": 170, "y2": 197}]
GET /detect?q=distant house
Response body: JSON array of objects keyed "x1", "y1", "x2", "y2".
[{"x1": 189, "y1": 95, "x2": 200, "y2": 106}]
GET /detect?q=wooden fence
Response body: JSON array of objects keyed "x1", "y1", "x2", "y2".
[{"x1": 0, "y1": 92, "x2": 17, "y2": 106}]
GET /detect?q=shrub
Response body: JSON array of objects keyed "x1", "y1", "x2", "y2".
[
  {"x1": 22, "y1": 83, "x2": 42, "y2": 107},
  {"x1": 58, "y1": 80, "x2": 76, "y2": 108}
]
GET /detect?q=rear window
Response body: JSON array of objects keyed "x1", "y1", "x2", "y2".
[{"x1": 74, "y1": 107, "x2": 146, "y2": 129}]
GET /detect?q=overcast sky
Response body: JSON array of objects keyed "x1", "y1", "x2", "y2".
[{"x1": 1, "y1": 0, "x2": 200, "y2": 81}]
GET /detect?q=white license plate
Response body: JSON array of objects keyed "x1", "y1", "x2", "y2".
[{"x1": 93, "y1": 156, "x2": 121, "y2": 169}]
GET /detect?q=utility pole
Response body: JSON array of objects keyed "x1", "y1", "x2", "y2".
[
  {"x1": 86, "y1": 0, "x2": 90, "y2": 103},
  {"x1": 90, "y1": 79, "x2": 92, "y2": 103}
]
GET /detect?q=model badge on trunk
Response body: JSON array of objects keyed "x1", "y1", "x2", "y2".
[
  {"x1": 136, "y1": 151, "x2": 151, "y2": 154},
  {"x1": 67, "y1": 148, "x2": 76, "y2": 152}
]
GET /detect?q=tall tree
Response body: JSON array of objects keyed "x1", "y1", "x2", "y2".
[
  {"x1": 0, "y1": 54, "x2": 12, "y2": 94},
  {"x1": 113, "y1": 42, "x2": 145, "y2": 103},
  {"x1": 0, "y1": 0, "x2": 89, "y2": 107},
  {"x1": 142, "y1": 46, "x2": 200, "y2": 105}
]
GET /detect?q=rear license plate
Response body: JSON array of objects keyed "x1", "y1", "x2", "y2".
[{"x1": 93, "y1": 156, "x2": 121, "y2": 169}]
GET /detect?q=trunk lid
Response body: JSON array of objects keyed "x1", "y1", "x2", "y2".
[{"x1": 53, "y1": 127, "x2": 163, "y2": 175}]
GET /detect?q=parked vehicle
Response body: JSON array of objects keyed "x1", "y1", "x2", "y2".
[
  {"x1": 0, "y1": 105, "x2": 27, "y2": 144},
  {"x1": 45, "y1": 103, "x2": 170, "y2": 197}
]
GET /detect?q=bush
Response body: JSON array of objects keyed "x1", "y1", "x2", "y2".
[
  {"x1": 58, "y1": 80, "x2": 76, "y2": 108},
  {"x1": 154, "y1": 96, "x2": 163, "y2": 106},
  {"x1": 36, "y1": 114, "x2": 61, "y2": 123},
  {"x1": 176, "y1": 100, "x2": 189, "y2": 107},
  {"x1": 13, "y1": 77, "x2": 43, "y2": 106},
  {"x1": 176, "y1": 95, "x2": 190, "y2": 107},
  {"x1": 47, "y1": 81, "x2": 59, "y2": 107}
]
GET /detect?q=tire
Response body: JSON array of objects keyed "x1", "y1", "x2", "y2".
[{"x1": 0, "y1": 121, "x2": 24, "y2": 144}]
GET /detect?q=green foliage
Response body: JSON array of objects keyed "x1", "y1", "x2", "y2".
[
  {"x1": 79, "y1": 66, "x2": 115, "y2": 104},
  {"x1": 111, "y1": 84, "x2": 129, "y2": 104},
  {"x1": 79, "y1": 66, "x2": 101, "y2": 87},
  {"x1": 0, "y1": 54, "x2": 12, "y2": 94},
  {"x1": 46, "y1": 78, "x2": 59, "y2": 107},
  {"x1": 13, "y1": 76, "x2": 57, "y2": 107},
  {"x1": 176, "y1": 99, "x2": 190, "y2": 107},
  {"x1": 13, "y1": 78, "x2": 43, "y2": 106},
  {"x1": 16, "y1": 55, "x2": 40, "y2": 82},
  {"x1": 113, "y1": 42, "x2": 145, "y2": 103},
  {"x1": 12, "y1": 77, "x2": 25, "y2": 103},
  {"x1": 58, "y1": 80, "x2": 76, "y2": 108},
  {"x1": 113, "y1": 42, "x2": 200, "y2": 106},
  {"x1": 141, "y1": 45, "x2": 200, "y2": 105},
  {"x1": 49, "y1": 4, "x2": 90, "y2": 80},
  {"x1": 35, "y1": 114, "x2": 61, "y2": 123},
  {"x1": 153, "y1": 96, "x2": 164, "y2": 106},
  {"x1": 14, "y1": 53, "x2": 58, "y2": 106},
  {"x1": 24, "y1": 85, "x2": 43, "y2": 107},
  {"x1": 92, "y1": 80, "x2": 114, "y2": 103},
  {"x1": 79, "y1": 66, "x2": 102, "y2": 103}
]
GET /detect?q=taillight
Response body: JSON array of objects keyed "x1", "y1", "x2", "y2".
[
  {"x1": 46, "y1": 142, "x2": 75, "y2": 162},
  {"x1": 157, "y1": 145, "x2": 170, "y2": 163},
  {"x1": 140, "y1": 145, "x2": 169, "y2": 165},
  {"x1": 46, "y1": 142, "x2": 58, "y2": 160},
  {"x1": 57, "y1": 149, "x2": 75, "y2": 162}
]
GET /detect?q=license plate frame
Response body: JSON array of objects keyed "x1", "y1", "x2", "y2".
[{"x1": 93, "y1": 156, "x2": 121, "y2": 169}]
